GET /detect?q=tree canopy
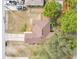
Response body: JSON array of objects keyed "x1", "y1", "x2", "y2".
[
  {"x1": 43, "y1": 1, "x2": 61, "y2": 19},
  {"x1": 60, "y1": 9, "x2": 76, "y2": 33},
  {"x1": 66, "y1": 0, "x2": 76, "y2": 9}
]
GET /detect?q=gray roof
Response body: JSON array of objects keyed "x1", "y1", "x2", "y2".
[{"x1": 25, "y1": 0, "x2": 44, "y2": 6}]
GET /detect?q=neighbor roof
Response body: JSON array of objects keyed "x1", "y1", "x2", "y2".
[{"x1": 25, "y1": 0, "x2": 44, "y2": 6}]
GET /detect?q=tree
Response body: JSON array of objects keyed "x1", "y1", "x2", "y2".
[
  {"x1": 60, "y1": 9, "x2": 76, "y2": 33},
  {"x1": 43, "y1": 1, "x2": 61, "y2": 19},
  {"x1": 43, "y1": 1, "x2": 61, "y2": 30},
  {"x1": 66, "y1": 0, "x2": 76, "y2": 9}
]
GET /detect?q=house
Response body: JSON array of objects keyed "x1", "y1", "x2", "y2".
[{"x1": 5, "y1": 0, "x2": 64, "y2": 44}]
